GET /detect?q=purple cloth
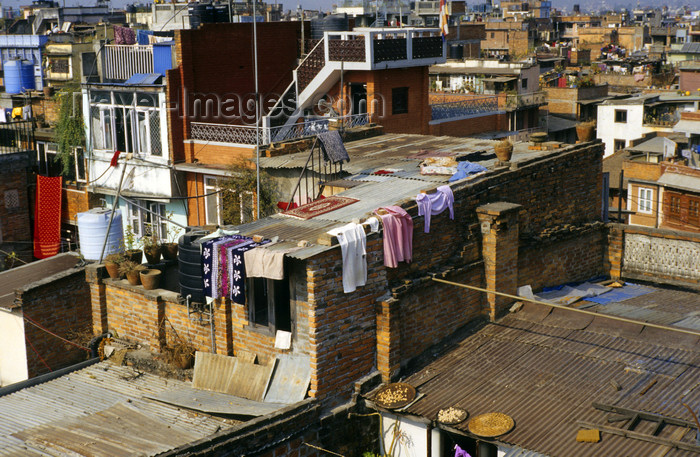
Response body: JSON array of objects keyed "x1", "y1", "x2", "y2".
[
  {"x1": 201, "y1": 235, "x2": 241, "y2": 298},
  {"x1": 114, "y1": 26, "x2": 136, "y2": 45},
  {"x1": 375, "y1": 206, "x2": 413, "y2": 268},
  {"x1": 454, "y1": 444, "x2": 472, "y2": 457},
  {"x1": 416, "y1": 185, "x2": 454, "y2": 233},
  {"x1": 230, "y1": 239, "x2": 271, "y2": 304},
  {"x1": 218, "y1": 239, "x2": 251, "y2": 298}
]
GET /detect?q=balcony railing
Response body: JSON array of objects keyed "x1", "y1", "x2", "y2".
[
  {"x1": 104, "y1": 44, "x2": 153, "y2": 81},
  {"x1": 297, "y1": 39, "x2": 326, "y2": 94},
  {"x1": 431, "y1": 97, "x2": 500, "y2": 120},
  {"x1": 503, "y1": 91, "x2": 547, "y2": 109},
  {"x1": 190, "y1": 113, "x2": 372, "y2": 145},
  {"x1": 0, "y1": 121, "x2": 35, "y2": 156}
]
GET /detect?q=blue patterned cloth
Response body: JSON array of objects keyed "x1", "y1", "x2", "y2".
[
  {"x1": 201, "y1": 235, "x2": 241, "y2": 298},
  {"x1": 229, "y1": 239, "x2": 271, "y2": 304},
  {"x1": 448, "y1": 161, "x2": 487, "y2": 182}
]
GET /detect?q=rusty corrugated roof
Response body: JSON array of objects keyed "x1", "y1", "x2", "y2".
[{"x1": 398, "y1": 300, "x2": 700, "y2": 457}]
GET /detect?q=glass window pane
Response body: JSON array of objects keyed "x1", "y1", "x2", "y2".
[
  {"x1": 103, "y1": 110, "x2": 113, "y2": 150},
  {"x1": 137, "y1": 111, "x2": 147, "y2": 154},
  {"x1": 114, "y1": 92, "x2": 134, "y2": 106},
  {"x1": 136, "y1": 92, "x2": 157, "y2": 107},
  {"x1": 149, "y1": 111, "x2": 161, "y2": 156},
  {"x1": 90, "y1": 90, "x2": 111, "y2": 104}
]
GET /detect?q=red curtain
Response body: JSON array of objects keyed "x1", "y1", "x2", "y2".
[{"x1": 33, "y1": 176, "x2": 62, "y2": 259}]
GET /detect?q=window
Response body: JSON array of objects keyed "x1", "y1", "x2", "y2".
[
  {"x1": 90, "y1": 91, "x2": 162, "y2": 156},
  {"x1": 491, "y1": 32, "x2": 495, "y2": 38},
  {"x1": 36, "y1": 142, "x2": 86, "y2": 182},
  {"x1": 392, "y1": 87, "x2": 409, "y2": 115},
  {"x1": 521, "y1": 78, "x2": 528, "y2": 90},
  {"x1": 127, "y1": 199, "x2": 167, "y2": 240},
  {"x1": 638, "y1": 187, "x2": 653, "y2": 214},
  {"x1": 614, "y1": 139, "x2": 626, "y2": 152},
  {"x1": 248, "y1": 277, "x2": 291, "y2": 333},
  {"x1": 204, "y1": 176, "x2": 222, "y2": 226},
  {"x1": 615, "y1": 109, "x2": 627, "y2": 123},
  {"x1": 689, "y1": 198, "x2": 700, "y2": 225},
  {"x1": 668, "y1": 194, "x2": 681, "y2": 221}
]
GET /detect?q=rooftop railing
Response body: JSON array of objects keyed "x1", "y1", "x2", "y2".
[
  {"x1": 190, "y1": 113, "x2": 372, "y2": 146},
  {"x1": 103, "y1": 44, "x2": 154, "y2": 81},
  {"x1": 431, "y1": 96, "x2": 500, "y2": 120}
]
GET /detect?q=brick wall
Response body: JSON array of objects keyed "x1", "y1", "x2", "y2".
[
  {"x1": 369, "y1": 67, "x2": 431, "y2": 135},
  {"x1": 15, "y1": 268, "x2": 92, "y2": 377},
  {"x1": 0, "y1": 153, "x2": 32, "y2": 262},
  {"x1": 680, "y1": 69, "x2": 700, "y2": 93},
  {"x1": 545, "y1": 85, "x2": 609, "y2": 119},
  {"x1": 429, "y1": 113, "x2": 507, "y2": 136}
]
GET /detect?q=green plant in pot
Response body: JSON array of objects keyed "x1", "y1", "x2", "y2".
[
  {"x1": 123, "y1": 224, "x2": 143, "y2": 263},
  {"x1": 142, "y1": 234, "x2": 162, "y2": 265},
  {"x1": 104, "y1": 252, "x2": 126, "y2": 279},
  {"x1": 161, "y1": 213, "x2": 180, "y2": 261},
  {"x1": 118, "y1": 260, "x2": 147, "y2": 286}
]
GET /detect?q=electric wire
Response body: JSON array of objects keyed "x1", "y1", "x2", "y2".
[{"x1": 22, "y1": 314, "x2": 91, "y2": 352}]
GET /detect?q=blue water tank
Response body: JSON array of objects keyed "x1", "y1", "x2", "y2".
[
  {"x1": 4, "y1": 59, "x2": 35, "y2": 94},
  {"x1": 77, "y1": 208, "x2": 125, "y2": 261}
]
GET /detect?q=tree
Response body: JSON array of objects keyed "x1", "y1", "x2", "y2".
[
  {"x1": 217, "y1": 159, "x2": 278, "y2": 225},
  {"x1": 54, "y1": 85, "x2": 85, "y2": 178}
]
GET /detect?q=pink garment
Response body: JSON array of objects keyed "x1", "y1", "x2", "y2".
[
  {"x1": 375, "y1": 205, "x2": 413, "y2": 268},
  {"x1": 416, "y1": 185, "x2": 454, "y2": 233}
]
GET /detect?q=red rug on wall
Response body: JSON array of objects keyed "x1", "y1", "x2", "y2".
[
  {"x1": 282, "y1": 196, "x2": 359, "y2": 220},
  {"x1": 33, "y1": 175, "x2": 62, "y2": 259}
]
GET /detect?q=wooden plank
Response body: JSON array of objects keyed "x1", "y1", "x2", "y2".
[{"x1": 593, "y1": 402, "x2": 697, "y2": 429}]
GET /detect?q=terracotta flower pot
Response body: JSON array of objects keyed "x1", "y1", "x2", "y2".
[
  {"x1": 161, "y1": 242, "x2": 179, "y2": 261},
  {"x1": 576, "y1": 124, "x2": 595, "y2": 142},
  {"x1": 126, "y1": 249, "x2": 143, "y2": 264},
  {"x1": 494, "y1": 142, "x2": 513, "y2": 162},
  {"x1": 125, "y1": 270, "x2": 141, "y2": 285},
  {"x1": 144, "y1": 246, "x2": 162, "y2": 265},
  {"x1": 105, "y1": 261, "x2": 121, "y2": 279},
  {"x1": 140, "y1": 269, "x2": 162, "y2": 290}
]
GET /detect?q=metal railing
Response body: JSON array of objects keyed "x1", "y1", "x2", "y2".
[
  {"x1": 190, "y1": 113, "x2": 371, "y2": 145},
  {"x1": 0, "y1": 120, "x2": 35, "y2": 156},
  {"x1": 504, "y1": 91, "x2": 547, "y2": 109},
  {"x1": 431, "y1": 97, "x2": 499, "y2": 120},
  {"x1": 296, "y1": 39, "x2": 326, "y2": 94},
  {"x1": 104, "y1": 44, "x2": 153, "y2": 81}
]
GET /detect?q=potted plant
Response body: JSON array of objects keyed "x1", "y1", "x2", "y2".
[
  {"x1": 123, "y1": 225, "x2": 143, "y2": 263},
  {"x1": 104, "y1": 253, "x2": 125, "y2": 279},
  {"x1": 161, "y1": 213, "x2": 180, "y2": 261},
  {"x1": 494, "y1": 138, "x2": 514, "y2": 162},
  {"x1": 576, "y1": 120, "x2": 596, "y2": 142},
  {"x1": 142, "y1": 234, "x2": 162, "y2": 265},
  {"x1": 140, "y1": 268, "x2": 162, "y2": 290},
  {"x1": 118, "y1": 260, "x2": 147, "y2": 286}
]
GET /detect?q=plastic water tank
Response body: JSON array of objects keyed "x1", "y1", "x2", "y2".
[
  {"x1": 77, "y1": 209, "x2": 124, "y2": 261},
  {"x1": 311, "y1": 13, "x2": 349, "y2": 40},
  {"x1": 4, "y1": 59, "x2": 35, "y2": 94},
  {"x1": 449, "y1": 44, "x2": 464, "y2": 60},
  {"x1": 178, "y1": 230, "x2": 209, "y2": 304}
]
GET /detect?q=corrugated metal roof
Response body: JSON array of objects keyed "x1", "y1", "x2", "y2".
[
  {"x1": 0, "y1": 361, "x2": 235, "y2": 456},
  {"x1": 657, "y1": 172, "x2": 700, "y2": 193},
  {"x1": 396, "y1": 295, "x2": 700, "y2": 457}
]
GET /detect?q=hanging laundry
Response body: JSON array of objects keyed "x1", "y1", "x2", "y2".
[
  {"x1": 454, "y1": 444, "x2": 472, "y2": 457},
  {"x1": 114, "y1": 26, "x2": 136, "y2": 45},
  {"x1": 201, "y1": 235, "x2": 242, "y2": 298},
  {"x1": 229, "y1": 239, "x2": 271, "y2": 304},
  {"x1": 448, "y1": 161, "x2": 487, "y2": 182},
  {"x1": 327, "y1": 222, "x2": 367, "y2": 293},
  {"x1": 363, "y1": 216, "x2": 380, "y2": 233},
  {"x1": 22, "y1": 105, "x2": 31, "y2": 120},
  {"x1": 34, "y1": 176, "x2": 62, "y2": 259},
  {"x1": 11, "y1": 107, "x2": 22, "y2": 120},
  {"x1": 244, "y1": 243, "x2": 301, "y2": 281},
  {"x1": 0, "y1": 108, "x2": 6, "y2": 123},
  {"x1": 375, "y1": 206, "x2": 413, "y2": 268},
  {"x1": 136, "y1": 29, "x2": 153, "y2": 45},
  {"x1": 416, "y1": 185, "x2": 454, "y2": 233},
  {"x1": 317, "y1": 130, "x2": 349, "y2": 163},
  {"x1": 218, "y1": 238, "x2": 253, "y2": 298}
]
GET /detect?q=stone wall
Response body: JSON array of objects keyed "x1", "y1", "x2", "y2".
[{"x1": 607, "y1": 223, "x2": 700, "y2": 289}]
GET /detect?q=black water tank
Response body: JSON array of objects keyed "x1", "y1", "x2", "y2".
[
  {"x1": 449, "y1": 44, "x2": 464, "y2": 60},
  {"x1": 214, "y1": 3, "x2": 230, "y2": 23},
  {"x1": 310, "y1": 13, "x2": 349, "y2": 40},
  {"x1": 178, "y1": 230, "x2": 209, "y2": 304}
]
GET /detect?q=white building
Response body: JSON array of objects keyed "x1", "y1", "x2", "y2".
[{"x1": 597, "y1": 94, "x2": 700, "y2": 158}]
